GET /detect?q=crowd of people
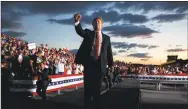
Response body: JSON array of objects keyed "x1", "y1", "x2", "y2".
[
  {"x1": 1, "y1": 34, "x2": 84, "y2": 79},
  {"x1": 1, "y1": 34, "x2": 188, "y2": 80},
  {"x1": 112, "y1": 61, "x2": 188, "y2": 76}
]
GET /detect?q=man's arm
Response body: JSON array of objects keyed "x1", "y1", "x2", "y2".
[
  {"x1": 107, "y1": 37, "x2": 113, "y2": 68},
  {"x1": 29, "y1": 60, "x2": 35, "y2": 74},
  {"x1": 74, "y1": 14, "x2": 87, "y2": 38}
]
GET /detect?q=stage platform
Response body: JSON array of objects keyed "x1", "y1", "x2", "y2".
[{"x1": 3, "y1": 79, "x2": 188, "y2": 109}]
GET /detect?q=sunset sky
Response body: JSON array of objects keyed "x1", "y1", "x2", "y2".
[{"x1": 1, "y1": 1, "x2": 188, "y2": 65}]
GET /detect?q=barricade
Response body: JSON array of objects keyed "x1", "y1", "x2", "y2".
[
  {"x1": 10, "y1": 74, "x2": 84, "y2": 97},
  {"x1": 124, "y1": 74, "x2": 188, "y2": 90}
]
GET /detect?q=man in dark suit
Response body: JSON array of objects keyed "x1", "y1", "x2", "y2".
[
  {"x1": 74, "y1": 13, "x2": 113, "y2": 109},
  {"x1": 106, "y1": 66, "x2": 113, "y2": 89},
  {"x1": 36, "y1": 61, "x2": 50, "y2": 100}
]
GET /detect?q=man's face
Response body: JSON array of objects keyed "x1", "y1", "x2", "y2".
[
  {"x1": 12, "y1": 46, "x2": 16, "y2": 51},
  {"x1": 52, "y1": 54, "x2": 56, "y2": 59},
  {"x1": 44, "y1": 52, "x2": 48, "y2": 57},
  {"x1": 19, "y1": 50, "x2": 23, "y2": 55},
  {"x1": 92, "y1": 18, "x2": 103, "y2": 31},
  {"x1": 10, "y1": 51, "x2": 14, "y2": 56},
  {"x1": 24, "y1": 51, "x2": 29, "y2": 56},
  {"x1": 32, "y1": 49, "x2": 36, "y2": 54},
  {"x1": 1, "y1": 34, "x2": 6, "y2": 39},
  {"x1": 18, "y1": 41, "x2": 21, "y2": 46}
]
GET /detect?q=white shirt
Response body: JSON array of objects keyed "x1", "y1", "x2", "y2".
[
  {"x1": 75, "y1": 65, "x2": 79, "y2": 74},
  {"x1": 75, "y1": 21, "x2": 102, "y2": 56},
  {"x1": 18, "y1": 54, "x2": 23, "y2": 63},
  {"x1": 58, "y1": 61, "x2": 64, "y2": 72},
  {"x1": 67, "y1": 65, "x2": 72, "y2": 75},
  {"x1": 185, "y1": 63, "x2": 188, "y2": 68},
  {"x1": 80, "y1": 65, "x2": 84, "y2": 73},
  {"x1": 45, "y1": 65, "x2": 49, "y2": 68}
]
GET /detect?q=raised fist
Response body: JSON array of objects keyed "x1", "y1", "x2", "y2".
[{"x1": 74, "y1": 13, "x2": 81, "y2": 22}]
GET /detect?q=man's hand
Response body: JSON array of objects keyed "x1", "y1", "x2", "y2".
[{"x1": 74, "y1": 13, "x2": 81, "y2": 22}]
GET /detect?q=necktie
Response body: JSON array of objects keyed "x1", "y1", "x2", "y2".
[{"x1": 95, "y1": 31, "x2": 100, "y2": 60}]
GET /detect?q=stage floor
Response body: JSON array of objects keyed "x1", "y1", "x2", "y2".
[{"x1": 4, "y1": 79, "x2": 188, "y2": 109}]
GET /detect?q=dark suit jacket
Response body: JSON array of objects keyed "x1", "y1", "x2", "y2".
[
  {"x1": 74, "y1": 23, "x2": 113, "y2": 73},
  {"x1": 1, "y1": 67, "x2": 11, "y2": 92},
  {"x1": 12, "y1": 55, "x2": 29, "y2": 74},
  {"x1": 38, "y1": 68, "x2": 49, "y2": 81}
]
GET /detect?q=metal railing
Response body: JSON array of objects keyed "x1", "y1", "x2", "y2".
[{"x1": 124, "y1": 74, "x2": 188, "y2": 90}]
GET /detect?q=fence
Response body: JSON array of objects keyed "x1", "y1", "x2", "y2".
[
  {"x1": 124, "y1": 74, "x2": 188, "y2": 90},
  {"x1": 10, "y1": 74, "x2": 84, "y2": 97}
]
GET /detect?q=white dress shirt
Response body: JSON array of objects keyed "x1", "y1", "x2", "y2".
[
  {"x1": 75, "y1": 65, "x2": 79, "y2": 74},
  {"x1": 66, "y1": 65, "x2": 72, "y2": 75},
  {"x1": 58, "y1": 61, "x2": 64, "y2": 73},
  {"x1": 75, "y1": 21, "x2": 102, "y2": 56}
]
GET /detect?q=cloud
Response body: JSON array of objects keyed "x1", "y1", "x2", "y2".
[
  {"x1": 2, "y1": 3, "x2": 149, "y2": 26},
  {"x1": 119, "y1": 13, "x2": 148, "y2": 23},
  {"x1": 2, "y1": 2, "x2": 188, "y2": 32},
  {"x1": 113, "y1": 51, "x2": 118, "y2": 56},
  {"x1": 2, "y1": 31, "x2": 27, "y2": 37},
  {"x1": 152, "y1": 13, "x2": 186, "y2": 23},
  {"x1": 47, "y1": 12, "x2": 93, "y2": 25},
  {"x1": 114, "y1": 2, "x2": 188, "y2": 13},
  {"x1": 2, "y1": 2, "x2": 110, "y2": 16},
  {"x1": 118, "y1": 50, "x2": 127, "y2": 53},
  {"x1": 1, "y1": 8, "x2": 26, "y2": 30},
  {"x1": 140, "y1": 58, "x2": 149, "y2": 61},
  {"x1": 91, "y1": 10, "x2": 149, "y2": 24},
  {"x1": 47, "y1": 10, "x2": 149, "y2": 25},
  {"x1": 2, "y1": 1, "x2": 110, "y2": 30},
  {"x1": 2, "y1": 18, "x2": 23, "y2": 29},
  {"x1": 103, "y1": 24, "x2": 158, "y2": 38},
  {"x1": 166, "y1": 48, "x2": 187, "y2": 52},
  {"x1": 4, "y1": 2, "x2": 188, "y2": 15},
  {"x1": 111, "y1": 42, "x2": 159, "y2": 50},
  {"x1": 47, "y1": 18, "x2": 73, "y2": 25},
  {"x1": 127, "y1": 53, "x2": 153, "y2": 58},
  {"x1": 148, "y1": 45, "x2": 159, "y2": 49}
]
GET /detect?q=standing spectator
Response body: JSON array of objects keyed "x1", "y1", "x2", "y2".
[
  {"x1": 79, "y1": 65, "x2": 84, "y2": 74},
  {"x1": 58, "y1": 56, "x2": 65, "y2": 75},
  {"x1": 66, "y1": 63, "x2": 72, "y2": 75},
  {"x1": 72, "y1": 63, "x2": 77, "y2": 74}
]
